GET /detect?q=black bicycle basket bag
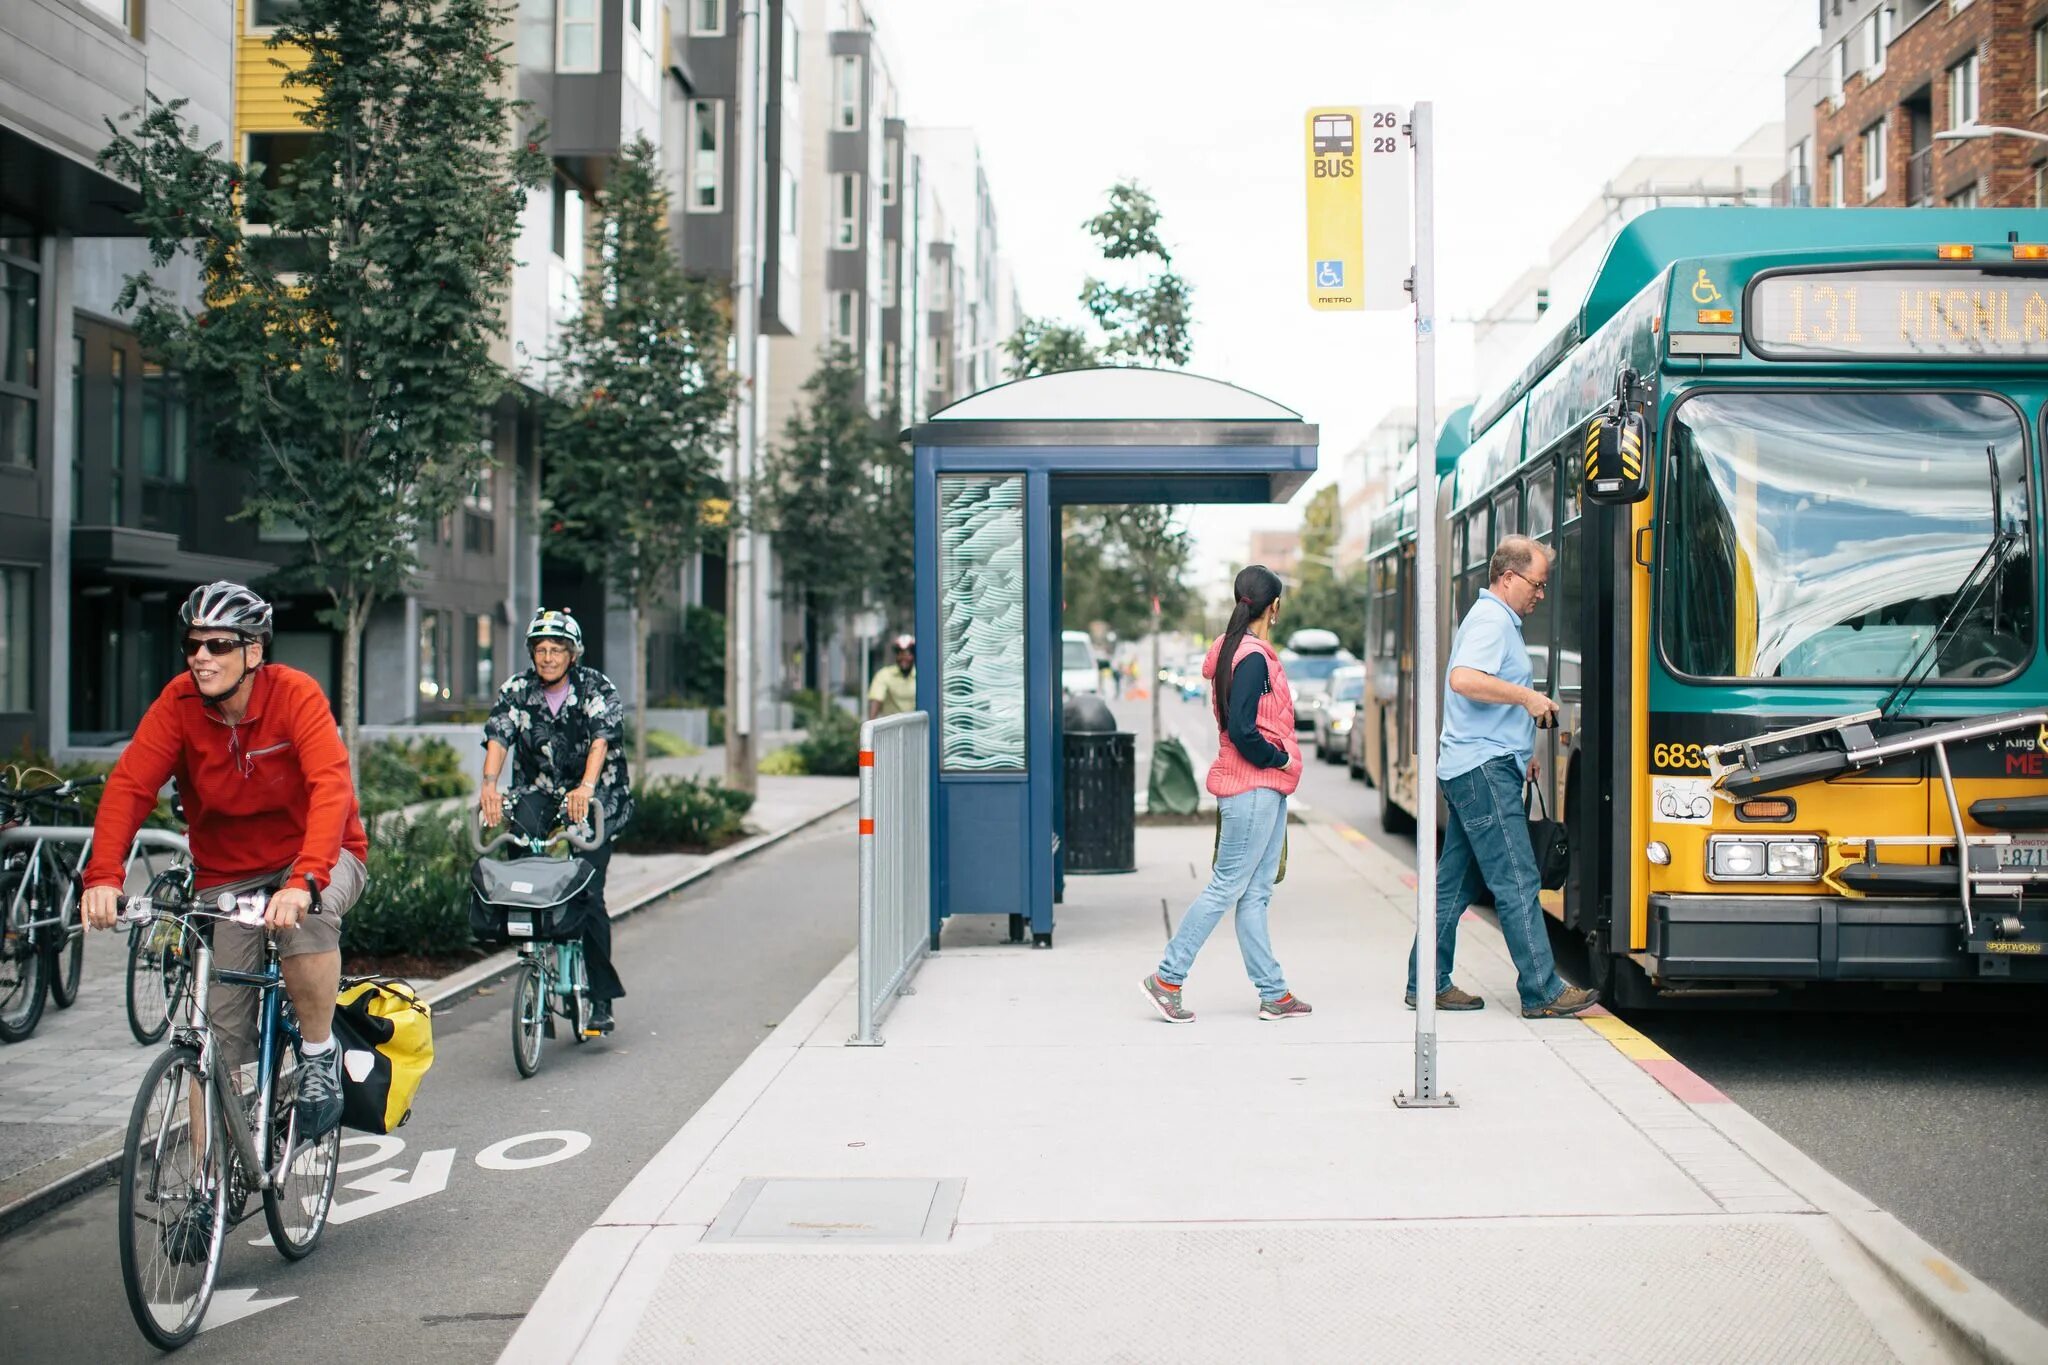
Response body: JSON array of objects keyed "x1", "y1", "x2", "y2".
[{"x1": 469, "y1": 854, "x2": 592, "y2": 943}]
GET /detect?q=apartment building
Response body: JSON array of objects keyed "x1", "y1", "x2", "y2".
[
  {"x1": 1797, "y1": 0, "x2": 2048, "y2": 208},
  {"x1": 1333, "y1": 407, "x2": 1417, "y2": 575}
]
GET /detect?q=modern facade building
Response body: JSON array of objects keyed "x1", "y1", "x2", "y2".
[
  {"x1": 1793, "y1": 0, "x2": 2048, "y2": 209},
  {"x1": 1333, "y1": 407, "x2": 1416, "y2": 575}
]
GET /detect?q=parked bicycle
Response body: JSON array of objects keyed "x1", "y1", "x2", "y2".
[
  {"x1": 113, "y1": 882, "x2": 341, "y2": 1350},
  {"x1": 126, "y1": 861, "x2": 198, "y2": 1045},
  {"x1": 467, "y1": 803, "x2": 605, "y2": 1078},
  {"x1": 0, "y1": 773, "x2": 106, "y2": 1041}
]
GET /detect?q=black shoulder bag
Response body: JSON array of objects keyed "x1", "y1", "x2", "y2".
[{"x1": 1525, "y1": 779, "x2": 1570, "y2": 891}]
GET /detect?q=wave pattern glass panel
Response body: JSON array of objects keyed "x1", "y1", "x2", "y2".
[{"x1": 938, "y1": 475, "x2": 1026, "y2": 772}]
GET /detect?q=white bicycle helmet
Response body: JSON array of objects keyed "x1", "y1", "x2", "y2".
[
  {"x1": 179, "y1": 581, "x2": 273, "y2": 643},
  {"x1": 526, "y1": 607, "x2": 583, "y2": 661}
]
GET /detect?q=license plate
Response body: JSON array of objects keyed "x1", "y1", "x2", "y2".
[
  {"x1": 507, "y1": 913, "x2": 534, "y2": 938},
  {"x1": 1998, "y1": 838, "x2": 2048, "y2": 870}
]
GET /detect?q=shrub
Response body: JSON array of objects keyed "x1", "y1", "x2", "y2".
[
  {"x1": 795, "y1": 706, "x2": 861, "y2": 777},
  {"x1": 345, "y1": 811, "x2": 476, "y2": 958},
  {"x1": 617, "y1": 776, "x2": 754, "y2": 852},
  {"x1": 3, "y1": 746, "x2": 177, "y2": 828},
  {"x1": 356, "y1": 736, "x2": 471, "y2": 818},
  {"x1": 646, "y1": 729, "x2": 700, "y2": 758},
  {"x1": 759, "y1": 747, "x2": 807, "y2": 776}
]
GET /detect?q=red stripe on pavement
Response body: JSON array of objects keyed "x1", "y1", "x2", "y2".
[
  {"x1": 1635, "y1": 1057, "x2": 1730, "y2": 1104},
  {"x1": 858, "y1": 751, "x2": 875, "y2": 767},
  {"x1": 858, "y1": 818, "x2": 874, "y2": 835},
  {"x1": 1401, "y1": 871, "x2": 1418, "y2": 889}
]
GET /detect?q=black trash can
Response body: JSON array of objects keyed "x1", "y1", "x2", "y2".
[{"x1": 1063, "y1": 694, "x2": 1135, "y2": 874}]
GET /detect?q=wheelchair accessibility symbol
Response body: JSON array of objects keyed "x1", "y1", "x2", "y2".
[{"x1": 1315, "y1": 259, "x2": 1345, "y2": 289}]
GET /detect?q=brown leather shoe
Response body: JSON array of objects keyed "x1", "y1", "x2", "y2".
[
  {"x1": 1522, "y1": 985, "x2": 1601, "y2": 1019},
  {"x1": 1404, "y1": 987, "x2": 1486, "y2": 1011}
]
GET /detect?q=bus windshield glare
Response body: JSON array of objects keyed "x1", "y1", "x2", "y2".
[{"x1": 1659, "y1": 391, "x2": 2032, "y2": 683}]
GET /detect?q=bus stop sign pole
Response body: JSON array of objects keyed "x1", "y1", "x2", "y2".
[{"x1": 1395, "y1": 100, "x2": 1453, "y2": 1109}]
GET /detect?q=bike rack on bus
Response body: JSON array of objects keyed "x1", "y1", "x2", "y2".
[{"x1": 1703, "y1": 709, "x2": 2048, "y2": 945}]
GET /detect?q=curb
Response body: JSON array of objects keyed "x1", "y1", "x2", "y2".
[
  {"x1": 0, "y1": 792, "x2": 858, "y2": 1242},
  {"x1": 1307, "y1": 808, "x2": 2048, "y2": 1364}
]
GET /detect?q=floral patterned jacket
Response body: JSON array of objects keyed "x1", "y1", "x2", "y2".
[{"x1": 483, "y1": 665, "x2": 633, "y2": 841}]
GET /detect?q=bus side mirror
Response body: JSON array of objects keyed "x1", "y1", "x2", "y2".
[{"x1": 1583, "y1": 406, "x2": 1650, "y2": 505}]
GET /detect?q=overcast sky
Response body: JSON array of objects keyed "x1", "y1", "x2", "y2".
[{"x1": 872, "y1": 0, "x2": 1820, "y2": 576}]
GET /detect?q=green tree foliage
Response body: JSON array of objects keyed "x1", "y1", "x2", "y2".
[
  {"x1": 1004, "y1": 318, "x2": 1099, "y2": 379},
  {"x1": 1079, "y1": 182, "x2": 1194, "y2": 368},
  {"x1": 542, "y1": 136, "x2": 734, "y2": 781},
  {"x1": 98, "y1": 0, "x2": 547, "y2": 758},
  {"x1": 1282, "y1": 485, "x2": 1368, "y2": 656}
]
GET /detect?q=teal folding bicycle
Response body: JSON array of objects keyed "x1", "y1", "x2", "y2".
[{"x1": 467, "y1": 804, "x2": 605, "y2": 1078}]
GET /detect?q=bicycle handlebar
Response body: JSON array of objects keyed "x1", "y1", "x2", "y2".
[
  {"x1": 467, "y1": 800, "x2": 603, "y2": 855},
  {"x1": 0, "y1": 773, "x2": 106, "y2": 804},
  {"x1": 116, "y1": 873, "x2": 322, "y2": 930}
]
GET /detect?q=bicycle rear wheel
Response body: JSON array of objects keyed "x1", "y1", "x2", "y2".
[
  {"x1": 511, "y1": 961, "x2": 545, "y2": 1078},
  {"x1": 47, "y1": 895, "x2": 83, "y2": 1009},
  {"x1": 126, "y1": 892, "x2": 194, "y2": 1045},
  {"x1": 0, "y1": 891, "x2": 48, "y2": 1043},
  {"x1": 263, "y1": 1062, "x2": 340, "y2": 1259},
  {"x1": 119, "y1": 1045, "x2": 229, "y2": 1350}
]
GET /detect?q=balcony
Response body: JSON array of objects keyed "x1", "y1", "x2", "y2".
[{"x1": 1907, "y1": 146, "x2": 1934, "y2": 206}]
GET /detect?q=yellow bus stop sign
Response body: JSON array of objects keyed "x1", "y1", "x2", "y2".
[{"x1": 1306, "y1": 105, "x2": 1410, "y2": 312}]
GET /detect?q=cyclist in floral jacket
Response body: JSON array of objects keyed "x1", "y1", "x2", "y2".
[{"x1": 479, "y1": 608, "x2": 633, "y2": 1033}]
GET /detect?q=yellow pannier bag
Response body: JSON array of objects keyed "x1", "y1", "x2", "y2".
[{"x1": 331, "y1": 978, "x2": 434, "y2": 1134}]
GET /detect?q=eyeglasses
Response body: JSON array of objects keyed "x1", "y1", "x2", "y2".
[
  {"x1": 531, "y1": 644, "x2": 572, "y2": 659},
  {"x1": 1507, "y1": 570, "x2": 1549, "y2": 595},
  {"x1": 183, "y1": 636, "x2": 245, "y2": 658}
]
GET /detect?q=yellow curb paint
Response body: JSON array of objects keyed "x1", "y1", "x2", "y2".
[
  {"x1": 1580, "y1": 1013, "x2": 1672, "y2": 1062},
  {"x1": 1925, "y1": 1257, "x2": 1970, "y2": 1293}
]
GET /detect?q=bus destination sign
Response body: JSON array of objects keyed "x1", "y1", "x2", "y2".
[{"x1": 1747, "y1": 268, "x2": 2048, "y2": 360}]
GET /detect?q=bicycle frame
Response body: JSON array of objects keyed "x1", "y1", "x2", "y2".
[{"x1": 2, "y1": 825, "x2": 192, "y2": 935}]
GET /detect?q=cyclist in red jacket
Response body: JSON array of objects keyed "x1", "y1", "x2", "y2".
[{"x1": 82, "y1": 582, "x2": 368, "y2": 1139}]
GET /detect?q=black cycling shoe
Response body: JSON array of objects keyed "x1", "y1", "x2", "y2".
[
  {"x1": 585, "y1": 1001, "x2": 614, "y2": 1036},
  {"x1": 163, "y1": 1199, "x2": 218, "y2": 1265}
]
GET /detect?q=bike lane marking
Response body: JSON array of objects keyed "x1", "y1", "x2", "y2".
[{"x1": 475, "y1": 1129, "x2": 591, "y2": 1171}]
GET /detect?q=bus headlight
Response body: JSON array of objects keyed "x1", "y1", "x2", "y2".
[{"x1": 1707, "y1": 835, "x2": 1820, "y2": 882}]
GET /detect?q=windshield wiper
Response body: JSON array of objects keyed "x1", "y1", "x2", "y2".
[{"x1": 1877, "y1": 444, "x2": 2019, "y2": 719}]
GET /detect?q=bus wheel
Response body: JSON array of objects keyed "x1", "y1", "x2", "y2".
[{"x1": 1584, "y1": 924, "x2": 1617, "y2": 997}]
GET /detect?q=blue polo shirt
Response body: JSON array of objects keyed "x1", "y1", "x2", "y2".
[{"x1": 1439, "y1": 589, "x2": 1534, "y2": 781}]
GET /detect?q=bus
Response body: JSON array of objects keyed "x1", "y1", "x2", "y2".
[{"x1": 1363, "y1": 207, "x2": 2048, "y2": 1005}]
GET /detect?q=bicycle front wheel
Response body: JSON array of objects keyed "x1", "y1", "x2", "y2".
[
  {"x1": 119, "y1": 1045, "x2": 229, "y2": 1349},
  {"x1": 126, "y1": 914, "x2": 192, "y2": 1046},
  {"x1": 263, "y1": 1062, "x2": 340, "y2": 1259},
  {"x1": 511, "y1": 962, "x2": 545, "y2": 1078},
  {"x1": 0, "y1": 903, "x2": 48, "y2": 1044},
  {"x1": 47, "y1": 897, "x2": 83, "y2": 1009}
]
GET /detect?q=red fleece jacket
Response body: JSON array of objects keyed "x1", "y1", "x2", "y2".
[{"x1": 85, "y1": 664, "x2": 367, "y2": 893}]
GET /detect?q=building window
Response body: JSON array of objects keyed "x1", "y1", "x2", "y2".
[
  {"x1": 1863, "y1": 7, "x2": 1891, "y2": 78},
  {"x1": 551, "y1": 173, "x2": 585, "y2": 262},
  {"x1": 834, "y1": 55, "x2": 862, "y2": 131},
  {"x1": 689, "y1": 0, "x2": 725, "y2": 36},
  {"x1": 928, "y1": 259, "x2": 950, "y2": 310},
  {"x1": 830, "y1": 290, "x2": 858, "y2": 345},
  {"x1": 107, "y1": 347, "x2": 125, "y2": 525},
  {"x1": 880, "y1": 241, "x2": 898, "y2": 306},
  {"x1": 2035, "y1": 24, "x2": 2047, "y2": 107},
  {"x1": 1950, "y1": 0, "x2": 1972, "y2": 11},
  {"x1": 624, "y1": 0, "x2": 658, "y2": 99},
  {"x1": 418, "y1": 611, "x2": 450, "y2": 704},
  {"x1": 882, "y1": 341, "x2": 898, "y2": 397},
  {"x1": 243, "y1": 132, "x2": 319, "y2": 229},
  {"x1": 140, "y1": 361, "x2": 192, "y2": 539},
  {"x1": 0, "y1": 566, "x2": 28, "y2": 711},
  {"x1": 1948, "y1": 183, "x2": 1978, "y2": 207},
  {"x1": 781, "y1": 8, "x2": 799, "y2": 82},
  {"x1": 881, "y1": 138, "x2": 900, "y2": 206},
  {"x1": 1787, "y1": 136, "x2": 1813, "y2": 205},
  {"x1": 1828, "y1": 41, "x2": 1847, "y2": 106},
  {"x1": 469, "y1": 615, "x2": 496, "y2": 699},
  {"x1": 688, "y1": 100, "x2": 723, "y2": 213},
  {"x1": 0, "y1": 248, "x2": 36, "y2": 470},
  {"x1": 1862, "y1": 120, "x2": 1887, "y2": 199},
  {"x1": 463, "y1": 476, "x2": 494, "y2": 555},
  {"x1": 1948, "y1": 53, "x2": 1978, "y2": 131},
  {"x1": 2037, "y1": 163, "x2": 2047, "y2": 207},
  {"x1": 558, "y1": 0, "x2": 600, "y2": 74},
  {"x1": 779, "y1": 167, "x2": 800, "y2": 248},
  {"x1": 1827, "y1": 149, "x2": 1845, "y2": 207},
  {"x1": 832, "y1": 172, "x2": 860, "y2": 249},
  {"x1": 250, "y1": 0, "x2": 298, "y2": 28},
  {"x1": 80, "y1": 0, "x2": 140, "y2": 35}
]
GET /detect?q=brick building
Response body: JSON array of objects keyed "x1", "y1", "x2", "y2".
[{"x1": 1804, "y1": 0, "x2": 2048, "y2": 209}]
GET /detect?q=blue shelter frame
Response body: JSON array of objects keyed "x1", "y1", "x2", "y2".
[{"x1": 910, "y1": 369, "x2": 1318, "y2": 948}]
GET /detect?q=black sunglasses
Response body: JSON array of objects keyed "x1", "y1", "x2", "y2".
[{"x1": 182, "y1": 636, "x2": 247, "y2": 658}]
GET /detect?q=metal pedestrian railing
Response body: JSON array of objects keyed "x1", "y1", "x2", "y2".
[{"x1": 850, "y1": 711, "x2": 930, "y2": 1046}]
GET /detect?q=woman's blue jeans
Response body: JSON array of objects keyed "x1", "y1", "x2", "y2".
[
  {"x1": 1406, "y1": 755, "x2": 1566, "y2": 1011},
  {"x1": 1157, "y1": 787, "x2": 1291, "y2": 1000}
]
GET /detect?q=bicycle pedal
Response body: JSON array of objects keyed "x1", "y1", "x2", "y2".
[{"x1": 543, "y1": 1016, "x2": 556, "y2": 1038}]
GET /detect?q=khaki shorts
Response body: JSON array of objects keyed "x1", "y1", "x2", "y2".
[{"x1": 197, "y1": 851, "x2": 367, "y2": 1066}]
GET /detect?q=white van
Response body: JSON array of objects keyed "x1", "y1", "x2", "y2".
[{"x1": 1061, "y1": 630, "x2": 1100, "y2": 696}]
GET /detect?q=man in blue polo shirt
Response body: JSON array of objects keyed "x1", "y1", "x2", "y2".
[{"x1": 1406, "y1": 535, "x2": 1600, "y2": 1019}]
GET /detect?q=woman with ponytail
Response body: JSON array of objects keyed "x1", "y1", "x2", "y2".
[{"x1": 1141, "y1": 565, "x2": 1312, "y2": 1023}]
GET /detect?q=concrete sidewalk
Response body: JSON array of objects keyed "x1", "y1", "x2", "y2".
[
  {"x1": 507, "y1": 814, "x2": 2048, "y2": 1365},
  {"x1": 0, "y1": 771, "x2": 855, "y2": 1236}
]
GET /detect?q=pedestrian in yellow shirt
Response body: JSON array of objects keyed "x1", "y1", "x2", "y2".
[{"x1": 868, "y1": 635, "x2": 917, "y2": 718}]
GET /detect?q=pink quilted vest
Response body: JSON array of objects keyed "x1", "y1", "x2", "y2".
[{"x1": 1203, "y1": 633, "x2": 1301, "y2": 798}]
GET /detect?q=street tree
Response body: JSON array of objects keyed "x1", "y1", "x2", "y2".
[
  {"x1": 541, "y1": 135, "x2": 733, "y2": 782},
  {"x1": 1004, "y1": 318, "x2": 1099, "y2": 378},
  {"x1": 98, "y1": 0, "x2": 546, "y2": 758},
  {"x1": 1283, "y1": 484, "x2": 1367, "y2": 656}
]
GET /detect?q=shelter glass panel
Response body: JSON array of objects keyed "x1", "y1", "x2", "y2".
[{"x1": 938, "y1": 476, "x2": 1026, "y2": 772}]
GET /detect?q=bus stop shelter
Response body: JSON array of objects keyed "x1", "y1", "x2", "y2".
[{"x1": 910, "y1": 368, "x2": 1318, "y2": 947}]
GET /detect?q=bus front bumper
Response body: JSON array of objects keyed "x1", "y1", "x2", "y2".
[{"x1": 1647, "y1": 893, "x2": 2048, "y2": 982}]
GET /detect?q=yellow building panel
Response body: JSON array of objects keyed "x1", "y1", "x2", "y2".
[{"x1": 234, "y1": 0, "x2": 312, "y2": 146}]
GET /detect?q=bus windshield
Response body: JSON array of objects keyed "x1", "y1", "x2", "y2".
[{"x1": 1659, "y1": 391, "x2": 2032, "y2": 683}]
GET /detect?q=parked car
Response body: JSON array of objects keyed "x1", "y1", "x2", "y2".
[
  {"x1": 1061, "y1": 630, "x2": 1099, "y2": 697},
  {"x1": 1281, "y1": 629, "x2": 1357, "y2": 732},
  {"x1": 1314, "y1": 665, "x2": 1366, "y2": 763},
  {"x1": 1346, "y1": 705, "x2": 1369, "y2": 782}
]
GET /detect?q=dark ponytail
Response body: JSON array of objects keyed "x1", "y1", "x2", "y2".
[{"x1": 1212, "y1": 564, "x2": 1285, "y2": 731}]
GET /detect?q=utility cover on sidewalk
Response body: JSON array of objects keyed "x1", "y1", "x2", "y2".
[{"x1": 702, "y1": 1178, "x2": 964, "y2": 1243}]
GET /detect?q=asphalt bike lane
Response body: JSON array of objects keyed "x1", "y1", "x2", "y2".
[{"x1": 0, "y1": 821, "x2": 856, "y2": 1362}]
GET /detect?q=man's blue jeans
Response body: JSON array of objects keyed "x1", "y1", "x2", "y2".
[
  {"x1": 1157, "y1": 787, "x2": 1290, "y2": 1001},
  {"x1": 1406, "y1": 755, "x2": 1566, "y2": 1012}
]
